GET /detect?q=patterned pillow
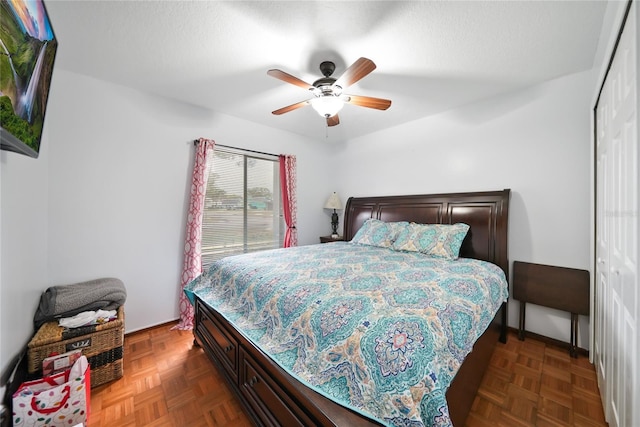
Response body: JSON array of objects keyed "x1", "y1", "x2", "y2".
[
  {"x1": 351, "y1": 219, "x2": 408, "y2": 248},
  {"x1": 387, "y1": 221, "x2": 409, "y2": 240},
  {"x1": 391, "y1": 222, "x2": 470, "y2": 259}
]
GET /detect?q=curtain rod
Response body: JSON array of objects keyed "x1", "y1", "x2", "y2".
[{"x1": 193, "y1": 140, "x2": 277, "y2": 158}]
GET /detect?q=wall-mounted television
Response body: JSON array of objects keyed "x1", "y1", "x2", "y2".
[{"x1": 0, "y1": 0, "x2": 57, "y2": 159}]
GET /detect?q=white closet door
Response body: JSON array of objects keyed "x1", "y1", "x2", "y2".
[
  {"x1": 595, "y1": 3, "x2": 638, "y2": 427},
  {"x1": 595, "y1": 70, "x2": 611, "y2": 421}
]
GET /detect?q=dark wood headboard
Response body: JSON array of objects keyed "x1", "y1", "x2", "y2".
[{"x1": 343, "y1": 189, "x2": 511, "y2": 275}]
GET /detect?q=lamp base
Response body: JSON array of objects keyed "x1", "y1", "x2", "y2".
[{"x1": 331, "y1": 210, "x2": 339, "y2": 236}]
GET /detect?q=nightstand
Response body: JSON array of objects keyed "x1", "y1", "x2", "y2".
[{"x1": 320, "y1": 235, "x2": 344, "y2": 243}]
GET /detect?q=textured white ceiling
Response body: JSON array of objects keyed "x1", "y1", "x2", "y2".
[{"x1": 45, "y1": 0, "x2": 608, "y2": 143}]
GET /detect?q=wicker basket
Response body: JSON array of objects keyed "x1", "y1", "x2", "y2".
[{"x1": 28, "y1": 306, "x2": 125, "y2": 387}]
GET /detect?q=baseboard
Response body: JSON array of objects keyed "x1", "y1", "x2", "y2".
[
  {"x1": 124, "y1": 319, "x2": 180, "y2": 337},
  {"x1": 507, "y1": 326, "x2": 589, "y2": 358}
]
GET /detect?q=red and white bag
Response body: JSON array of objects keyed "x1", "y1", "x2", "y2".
[{"x1": 12, "y1": 355, "x2": 90, "y2": 426}]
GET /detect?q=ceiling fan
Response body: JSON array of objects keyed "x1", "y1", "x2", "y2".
[{"x1": 267, "y1": 57, "x2": 392, "y2": 127}]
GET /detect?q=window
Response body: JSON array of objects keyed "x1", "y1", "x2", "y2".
[{"x1": 201, "y1": 147, "x2": 284, "y2": 268}]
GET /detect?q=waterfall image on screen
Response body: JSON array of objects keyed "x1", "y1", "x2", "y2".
[{"x1": 0, "y1": 0, "x2": 57, "y2": 158}]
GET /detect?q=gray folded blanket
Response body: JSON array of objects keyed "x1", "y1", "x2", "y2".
[{"x1": 34, "y1": 278, "x2": 127, "y2": 330}]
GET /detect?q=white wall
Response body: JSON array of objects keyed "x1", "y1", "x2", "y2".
[
  {"x1": 333, "y1": 70, "x2": 594, "y2": 348},
  {"x1": 0, "y1": 133, "x2": 50, "y2": 377},
  {"x1": 45, "y1": 70, "x2": 334, "y2": 334}
]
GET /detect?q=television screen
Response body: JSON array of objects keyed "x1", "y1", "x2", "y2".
[{"x1": 0, "y1": 0, "x2": 57, "y2": 158}]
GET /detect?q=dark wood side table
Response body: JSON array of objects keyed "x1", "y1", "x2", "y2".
[
  {"x1": 320, "y1": 235, "x2": 344, "y2": 243},
  {"x1": 513, "y1": 261, "x2": 590, "y2": 357}
]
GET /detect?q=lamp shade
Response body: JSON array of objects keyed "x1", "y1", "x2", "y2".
[
  {"x1": 311, "y1": 95, "x2": 344, "y2": 118},
  {"x1": 324, "y1": 192, "x2": 342, "y2": 210}
]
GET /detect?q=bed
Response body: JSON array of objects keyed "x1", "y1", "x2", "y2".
[{"x1": 186, "y1": 189, "x2": 510, "y2": 426}]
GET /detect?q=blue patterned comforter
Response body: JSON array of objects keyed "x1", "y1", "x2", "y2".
[{"x1": 184, "y1": 242, "x2": 508, "y2": 426}]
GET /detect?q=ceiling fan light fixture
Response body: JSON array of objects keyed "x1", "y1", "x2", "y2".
[
  {"x1": 268, "y1": 57, "x2": 391, "y2": 125},
  {"x1": 310, "y1": 95, "x2": 344, "y2": 118}
]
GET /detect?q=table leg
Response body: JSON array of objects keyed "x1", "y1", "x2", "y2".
[
  {"x1": 570, "y1": 313, "x2": 578, "y2": 358},
  {"x1": 518, "y1": 301, "x2": 526, "y2": 341}
]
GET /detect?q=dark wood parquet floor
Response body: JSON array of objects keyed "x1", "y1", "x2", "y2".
[
  {"x1": 86, "y1": 323, "x2": 608, "y2": 427},
  {"x1": 466, "y1": 332, "x2": 608, "y2": 427}
]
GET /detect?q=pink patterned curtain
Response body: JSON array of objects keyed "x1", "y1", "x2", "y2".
[
  {"x1": 175, "y1": 138, "x2": 215, "y2": 330},
  {"x1": 279, "y1": 155, "x2": 297, "y2": 247}
]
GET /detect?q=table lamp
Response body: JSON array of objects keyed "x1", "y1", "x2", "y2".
[{"x1": 324, "y1": 192, "x2": 342, "y2": 238}]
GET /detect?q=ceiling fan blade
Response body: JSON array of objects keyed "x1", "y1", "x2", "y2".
[
  {"x1": 344, "y1": 94, "x2": 392, "y2": 110},
  {"x1": 327, "y1": 114, "x2": 340, "y2": 127},
  {"x1": 267, "y1": 69, "x2": 314, "y2": 90},
  {"x1": 272, "y1": 100, "x2": 310, "y2": 115},
  {"x1": 335, "y1": 57, "x2": 376, "y2": 89}
]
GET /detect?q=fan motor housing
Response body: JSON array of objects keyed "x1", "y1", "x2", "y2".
[
  {"x1": 319, "y1": 61, "x2": 335, "y2": 77},
  {"x1": 313, "y1": 77, "x2": 336, "y2": 88},
  {"x1": 313, "y1": 61, "x2": 338, "y2": 89}
]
